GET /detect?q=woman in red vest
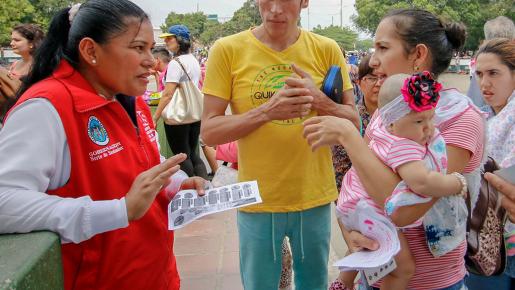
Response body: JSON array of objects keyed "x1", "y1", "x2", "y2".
[{"x1": 0, "y1": 1, "x2": 206, "y2": 289}]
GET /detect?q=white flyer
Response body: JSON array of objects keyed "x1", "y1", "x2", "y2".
[
  {"x1": 334, "y1": 200, "x2": 400, "y2": 271},
  {"x1": 168, "y1": 180, "x2": 262, "y2": 230}
]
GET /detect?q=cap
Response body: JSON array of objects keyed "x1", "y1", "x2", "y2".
[{"x1": 159, "y1": 24, "x2": 190, "y2": 40}]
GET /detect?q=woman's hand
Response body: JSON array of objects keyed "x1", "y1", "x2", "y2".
[
  {"x1": 303, "y1": 116, "x2": 357, "y2": 151},
  {"x1": 180, "y1": 176, "x2": 208, "y2": 196},
  {"x1": 125, "y1": 153, "x2": 187, "y2": 221},
  {"x1": 344, "y1": 230, "x2": 380, "y2": 253},
  {"x1": 485, "y1": 172, "x2": 515, "y2": 222}
]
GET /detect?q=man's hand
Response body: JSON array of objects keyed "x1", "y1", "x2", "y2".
[
  {"x1": 125, "y1": 154, "x2": 187, "y2": 221},
  {"x1": 259, "y1": 86, "x2": 313, "y2": 121},
  {"x1": 285, "y1": 64, "x2": 333, "y2": 114}
]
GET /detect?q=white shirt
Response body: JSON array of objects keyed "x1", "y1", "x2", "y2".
[
  {"x1": 0, "y1": 98, "x2": 186, "y2": 243},
  {"x1": 165, "y1": 54, "x2": 201, "y2": 86}
]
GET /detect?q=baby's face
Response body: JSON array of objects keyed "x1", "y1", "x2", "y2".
[{"x1": 389, "y1": 109, "x2": 436, "y2": 145}]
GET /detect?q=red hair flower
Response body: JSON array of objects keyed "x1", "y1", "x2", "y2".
[{"x1": 401, "y1": 71, "x2": 442, "y2": 112}]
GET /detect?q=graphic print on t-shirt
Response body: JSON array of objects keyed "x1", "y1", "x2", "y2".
[{"x1": 250, "y1": 63, "x2": 307, "y2": 126}]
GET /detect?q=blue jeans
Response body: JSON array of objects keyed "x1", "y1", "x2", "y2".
[
  {"x1": 465, "y1": 271, "x2": 513, "y2": 290},
  {"x1": 237, "y1": 204, "x2": 331, "y2": 290},
  {"x1": 366, "y1": 278, "x2": 467, "y2": 290}
]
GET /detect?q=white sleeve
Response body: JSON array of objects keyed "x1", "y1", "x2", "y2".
[
  {"x1": 0, "y1": 99, "x2": 128, "y2": 244},
  {"x1": 165, "y1": 60, "x2": 183, "y2": 83}
]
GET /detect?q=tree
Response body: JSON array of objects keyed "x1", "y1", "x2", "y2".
[
  {"x1": 25, "y1": 0, "x2": 78, "y2": 27},
  {"x1": 221, "y1": 0, "x2": 261, "y2": 36},
  {"x1": 0, "y1": 0, "x2": 34, "y2": 45},
  {"x1": 312, "y1": 25, "x2": 358, "y2": 51},
  {"x1": 161, "y1": 12, "x2": 208, "y2": 40},
  {"x1": 199, "y1": 20, "x2": 224, "y2": 45},
  {"x1": 352, "y1": 0, "x2": 514, "y2": 50},
  {"x1": 355, "y1": 38, "x2": 374, "y2": 51}
]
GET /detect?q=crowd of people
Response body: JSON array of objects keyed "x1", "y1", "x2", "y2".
[{"x1": 0, "y1": 1, "x2": 513, "y2": 290}]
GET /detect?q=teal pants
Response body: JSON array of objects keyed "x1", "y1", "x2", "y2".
[{"x1": 237, "y1": 204, "x2": 331, "y2": 290}]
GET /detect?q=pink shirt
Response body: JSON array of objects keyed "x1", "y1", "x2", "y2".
[
  {"x1": 370, "y1": 106, "x2": 484, "y2": 289},
  {"x1": 337, "y1": 122, "x2": 430, "y2": 216}
]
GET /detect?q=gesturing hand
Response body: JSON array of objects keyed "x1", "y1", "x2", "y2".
[
  {"x1": 303, "y1": 116, "x2": 356, "y2": 151},
  {"x1": 125, "y1": 153, "x2": 187, "y2": 221}
]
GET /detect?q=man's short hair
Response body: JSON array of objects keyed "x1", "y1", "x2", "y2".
[
  {"x1": 152, "y1": 47, "x2": 171, "y2": 63},
  {"x1": 484, "y1": 16, "x2": 515, "y2": 40}
]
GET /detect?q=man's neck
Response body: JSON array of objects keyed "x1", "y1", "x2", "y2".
[{"x1": 252, "y1": 25, "x2": 301, "y2": 52}]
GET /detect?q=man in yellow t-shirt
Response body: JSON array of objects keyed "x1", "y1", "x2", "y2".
[{"x1": 201, "y1": 1, "x2": 356, "y2": 289}]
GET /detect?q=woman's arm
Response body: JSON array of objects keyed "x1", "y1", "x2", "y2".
[
  {"x1": 303, "y1": 116, "x2": 399, "y2": 205},
  {"x1": 152, "y1": 82, "x2": 178, "y2": 124},
  {"x1": 0, "y1": 100, "x2": 128, "y2": 243}
]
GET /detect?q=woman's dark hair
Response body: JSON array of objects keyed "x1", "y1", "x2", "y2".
[
  {"x1": 384, "y1": 8, "x2": 467, "y2": 76},
  {"x1": 19, "y1": 0, "x2": 149, "y2": 96},
  {"x1": 358, "y1": 54, "x2": 373, "y2": 80},
  {"x1": 12, "y1": 24, "x2": 45, "y2": 55},
  {"x1": 175, "y1": 35, "x2": 192, "y2": 56},
  {"x1": 476, "y1": 38, "x2": 515, "y2": 71}
]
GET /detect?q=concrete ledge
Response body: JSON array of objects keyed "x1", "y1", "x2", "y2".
[{"x1": 0, "y1": 231, "x2": 63, "y2": 290}]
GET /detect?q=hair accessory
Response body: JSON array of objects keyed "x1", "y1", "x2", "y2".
[
  {"x1": 68, "y1": 3, "x2": 82, "y2": 24},
  {"x1": 401, "y1": 71, "x2": 441, "y2": 112},
  {"x1": 379, "y1": 71, "x2": 442, "y2": 126}
]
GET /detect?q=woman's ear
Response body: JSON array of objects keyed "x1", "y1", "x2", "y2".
[
  {"x1": 412, "y1": 44, "x2": 430, "y2": 72},
  {"x1": 78, "y1": 37, "x2": 99, "y2": 66},
  {"x1": 301, "y1": 0, "x2": 309, "y2": 9}
]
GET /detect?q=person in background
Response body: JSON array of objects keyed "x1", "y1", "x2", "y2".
[
  {"x1": 153, "y1": 24, "x2": 208, "y2": 179},
  {"x1": 9, "y1": 23, "x2": 45, "y2": 79},
  {"x1": 201, "y1": 0, "x2": 358, "y2": 288},
  {"x1": 466, "y1": 37, "x2": 515, "y2": 290},
  {"x1": 151, "y1": 47, "x2": 171, "y2": 92},
  {"x1": 466, "y1": 16, "x2": 514, "y2": 109},
  {"x1": 0, "y1": 1, "x2": 206, "y2": 289}
]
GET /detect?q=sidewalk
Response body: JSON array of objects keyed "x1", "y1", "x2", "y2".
[{"x1": 175, "y1": 204, "x2": 348, "y2": 290}]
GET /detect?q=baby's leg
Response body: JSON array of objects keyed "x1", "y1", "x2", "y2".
[{"x1": 380, "y1": 231, "x2": 415, "y2": 290}]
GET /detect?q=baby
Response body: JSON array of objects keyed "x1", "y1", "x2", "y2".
[{"x1": 335, "y1": 72, "x2": 467, "y2": 290}]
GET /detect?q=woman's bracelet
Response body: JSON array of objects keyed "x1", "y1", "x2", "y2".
[{"x1": 451, "y1": 172, "x2": 467, "y2": 197}]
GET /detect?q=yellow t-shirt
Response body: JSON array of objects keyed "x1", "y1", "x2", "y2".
[{"x1": 203, "y1": 29, "x2": 353, "y2": 212}]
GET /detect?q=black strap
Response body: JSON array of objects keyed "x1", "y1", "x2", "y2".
[{"x1": 173, "y1": 57, "x2": 192, "y2": 82}]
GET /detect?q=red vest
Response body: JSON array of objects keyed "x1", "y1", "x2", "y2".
[{"x1": 14, "y1": 61, "x2": 180, "y2": 290}]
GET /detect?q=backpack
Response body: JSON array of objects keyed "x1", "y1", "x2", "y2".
[{"x1": 465, "y1": 157, "x2": 507, "y2": 276}]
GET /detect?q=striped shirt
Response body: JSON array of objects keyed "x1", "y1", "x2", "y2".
[
  {"x1": 373, "y1": 106, "x2": 484, "y2": 289},
  {"x1": 337, "y1": 122, "x2": 429, "y2": 216}
]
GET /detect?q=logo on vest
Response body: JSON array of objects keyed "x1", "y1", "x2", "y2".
[{"x1": 87, "y1": 116, "x2": 109, "y2": 146}]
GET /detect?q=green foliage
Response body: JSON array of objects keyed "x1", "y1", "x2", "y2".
[
  {"x1": 220, "y1": 0, "x2": 261, "y2": 36},
  {"x1": 0, "y1": 0, "x2": 34, "y2": 44},
  {"x1": 0, "y1": 0, "x2": 78, "y2": 45},
  {"x1": 355, "y1": 38, "x2": 374, "y2": 51},
  {"x1": 162, "y1": 0, "x2": 260, "y2": 45},
  {"x1": 353, "y1": 0, "x2": 515, "y2": 50},
  {"x1": 161, "y1": 11, "x2": 207, "y2": 40},
  {"x1": 312, "y1": 25, "x2": 358, "y2": 51}
]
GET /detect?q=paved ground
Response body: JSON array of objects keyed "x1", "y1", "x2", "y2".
[
  {"x1": 175, "y1": 205, "x2": 346, "y2": 290},
  {"x1": 175, "y1": 73, "x2": 471, "y2": 290}
]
